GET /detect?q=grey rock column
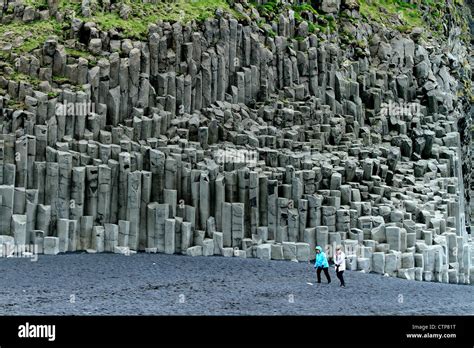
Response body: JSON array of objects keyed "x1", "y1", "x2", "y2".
[
  {"x1": 298, "y1": 199, "x2": 308, "y2": 242},
  {"x1": 215, "y1": 173, "x2": 225, "y2": 232},
  {"x1": 217, "y1": 51, "x2": 226, "y2": 102},
  {"x1": 191, "y1": 169, "x2": 201, "y2": 229},
  {"x1": 181, "y1": 221, "x2": 193, "y2": 254},
  {"x1": 199, "y1": 172, "x2": 210, "y2": 231},
  {"x1": 194, "y1": 73, "x2": 202, "y2": 111},
  {"x1": 386, "y1": 226, "x2": 401, "y2": 251},
  {"x1": 340, "y1": 185, "x2": 352, "y2": 205},
  {"x1": 174, "y1": 217, "x2": 183, "y2": 254},
  {"x1": 12, "y1": 214, "x2": 27, "y2": 246},
  {"x1": 149, "y1": 33, "x2": 159, "y2": 86},
  {"x1": 13, "y1": 187, "x2": 26, "y2": 215},
  {"x1": 165, "y1": 218, "x2": 176, "y2": 254},
  {"x1": 63, "y1": 90, "x2": 76, "y2": 137},
  {"x1": 57, "y1": 219, "x2": 69, "y2": 253},
  {"x1": 258, "y1": 175, "x2": 268, "y2": 227},
  {"x1": 119, "y1": 58, "x2": 129, "y2": 123},
  {"x1": 0, "y1": 185, "x2": 14, "y2": 234},
  {"x1": 97, "y1": 164, "x2": 111, "y2": 224},
  {"x1": 140, "y1": 171, "x2": 152, "y2": 250},
  {"x1": 45, "y1": 162, "x2": 59, "y2": 229},
  {"x1": 202, "y1": 53, "x2": 211, "y2": 108},
  {"x1": 44, "y1": 237, "x2": 59, "y2": 255},
  {"x1": 236, "y1": 72, "x2": 245, "y2": 103},
  {"x1": 108, "y1": 159, "x2": 119, "y2": 223},
  {"x1": 70, "y1": 167, "x2": 85, "y2": 227},
  {"x1": 79, "y1": 216, "x2": 93, "y2": 250},
  {"x1": 26, "y1": 136, "x2": 36, "y2": 189},
  {"x1": 127, "y1": 171, "x2": 142, "y2": 251},
  {"x1": 291, "y1": 177, "x2": 303, "y2": 207},
  {"x1": 224, "y1": 171, "x2": 237, "y2": 203},
  {"x1": 163, "y1": 189, "x2": 177, "y2": 218},
  {"x1": 30, "y1": 230, "x2": 44, "y2": 254},
  {"x1": 149, "y1": 149, "x2": 165, "y2": 203},
  {"x1": 249, "y1": 171, "x2": 259, "y2": 236},
  {"x1": 15, "y1": 136, "x2": 28, "y2": 188},
  {"x1": 67, "y1": 219, "x2": 77, "y2": 252},
  {"x1": 3, "y1": 135, "x2": 15, "y2": 165},
  {"x1": 34, "y1": 127, "x2": 47, "y2": 163},
  {"x1": 92, "y1": 226, "x2": 105, "y2": 253},
  {"x1": 308, "y1": 194, "x2": 322, "y2": 227},
  {"x1": 237, "y1": 168, "x2": 250, "y2": 234},
  {"x1": 109, "y1": 52, "x2": 120, "y2": 89},
  {"x1": 198, "y1": 127, "x2": 209, "y2": 150},
  {"x1": 288, "y1": 208, "x2": 299, "y2": 242},
  {"x1": 267, "y1": 179, "x2": 278, "y2": 240},
  {"x1": 156, "y1": 204, "x2": 170, "y2": 252},
  {"x1": 74, "y1": 91, "x2": 87, "y2": 139},
  {"x1": 36, "y1": 204, "x2": 51, "y2": 237},
  {"x1": 128, "y1": 48, "x2": 141, "y2": 109},
  {"x1": 165, "y1": 157, "x2": 178, "y2": 190},
  {"x1": 25, "y1": 189, "x2": 38, "y2": 243},
  {"x1": 3, "y1": 163, "x2": 16, "y2": 186},
  {"x1": 183, "y1": 75, "x2": 192, "y2": 114},
  {"x1": 33, "y1": 162, "x2": 46, "y2": 205},
  {"x1": 107, "y1": 86, "x2": 121, "y2": 126},
  {"x1": 276, "y1": 198, "x2": 289, "y2": 243},
  {"x1": 85, "y1": 165, "x2": 99, "y2": 223},
  {"x1": 147, "y1": 202, "x2": 158, "y2": 249},
  {"x1": 316, "y1": 226, "x2": 329, "y2": 251},
  {"x1": 304, "y1": 227, "x2": 316, "y2": 259},
  {"x1": 222, "y1": 202, "x2": 232, "y2": 247},
  {"x1": 87, "y1": 113, "x2": 100, "y2": 141},
  {"x1": 213, "y1": 231, "x2": 224, "y2": 256},
  {"x1": 180, "y1": 167, "x2": 191, "y2": 208},
  {"x1": 104, "y1": 223, "x2": 119, "y2": 252},
  {"x1": 118, "y1": 220, "x2": 130, "y2": 248},
  {"x1": 138, "y1": 74, "x2": 150, "y2": 108},
  {"x1": 185, "y1": 205, "x2": 196, "y2": 231},
  {"x1": 118, "y1": 152, "x2": 131, "y2": 221},
  {"x1": 232, "y1": 202, "x2": 245, "y2": 248}
]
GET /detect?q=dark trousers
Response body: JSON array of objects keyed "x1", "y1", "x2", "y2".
[
  {"x1": 316, "y1": 267, "x2": 331, "y2": 283},
  {"x1": 336, "y1": 270, "x2": 345, "y2": 286}
]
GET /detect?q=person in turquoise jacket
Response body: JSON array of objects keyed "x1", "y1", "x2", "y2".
[{"x1": 314, "y1": 246, "x2": 331, "y2": 284}]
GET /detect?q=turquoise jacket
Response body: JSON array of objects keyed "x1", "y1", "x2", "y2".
[{"x1": 314, "y1": 246, "x2": 329, "y2": 268}]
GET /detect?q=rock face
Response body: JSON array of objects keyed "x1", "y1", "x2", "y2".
[
  {"x1": 0, "y1": 0, "x2": 472, "y2": 285},
  {"x1": 320, "y1": 0, "x2": 341, "y2": 13}
]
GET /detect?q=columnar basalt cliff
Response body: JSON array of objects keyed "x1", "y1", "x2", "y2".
[{"x1": 0, "y1": 0, "x2": 472, "y2": 285}]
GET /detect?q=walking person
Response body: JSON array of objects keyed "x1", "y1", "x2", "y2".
[
  {"x1": 314, "y1": 246, "x2": 331, "y2": 284},
  {"x1": 334, "y1": 245, "x2": 346, "y2": 288}
]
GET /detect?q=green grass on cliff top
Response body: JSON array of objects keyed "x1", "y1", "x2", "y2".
[
  {"x1": 89, "y1": 0, "x2": 240, "y2": 39},
  {"x1": 359, "y1": 0, "x2": 468, "y2": 37},
  {"x1": 0, "y1": 19, "x2": 63, "y2": 53},
  {"x1": 0, "y1": 0, "x2": 236, "y2": 57},
  {"x1": 1, "y1": 0, "x2": 469, "y2": 52},
  {"x1": 21, "y1": 0, "x2": 237, "y2": 40},
  {"x1": 359, "y1": 0, "x2": 424, "y2": 30}
]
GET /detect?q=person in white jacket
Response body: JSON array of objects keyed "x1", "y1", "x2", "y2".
[{"x1": 334, "y1": 245, "x2": 346, "y2": 288}]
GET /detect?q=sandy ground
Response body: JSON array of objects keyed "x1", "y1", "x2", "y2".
[{"x1": 0, "y1": 253, "x2": 472, "y2": 315}]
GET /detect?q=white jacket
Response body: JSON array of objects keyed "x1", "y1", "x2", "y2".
[{"x1": 334, "y1": 251, "x2": 346, "y2": 271}]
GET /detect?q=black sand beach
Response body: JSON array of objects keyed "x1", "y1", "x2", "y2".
[{"x1": 0, "y1": 253, "x2": 472, "y2": 315}]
